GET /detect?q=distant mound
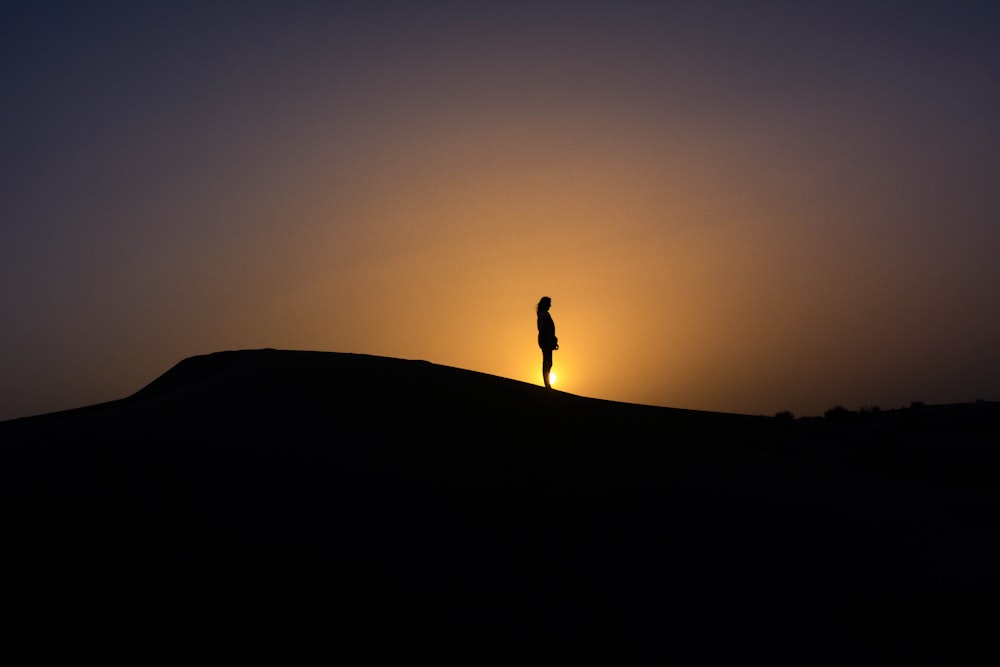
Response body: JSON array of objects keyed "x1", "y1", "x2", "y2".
[
  {"x1": 2, "y1": 349, "x2": 999, "y2": 663},
  {"x1": 131, "y1": 348, "x2": 521, "y2": 402}
]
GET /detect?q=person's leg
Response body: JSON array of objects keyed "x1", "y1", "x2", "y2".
[{"x1": 542, "y1": 349, "x2": 553, "y2": 388}]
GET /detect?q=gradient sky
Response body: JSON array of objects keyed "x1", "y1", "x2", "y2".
[{"x1": 3, "y1": 1, "x2": 999, "y2": 421}]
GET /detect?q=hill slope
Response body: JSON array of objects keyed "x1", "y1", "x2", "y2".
[{"x1": 2, "y1": 349, "x2": 999, "y2": 662}]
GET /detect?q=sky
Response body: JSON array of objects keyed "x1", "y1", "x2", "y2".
[{"x1": 3, "y1": 1, "x2": 999, "y2": 421}]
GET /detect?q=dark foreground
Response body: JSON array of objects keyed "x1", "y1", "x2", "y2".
[{"x1": 2, "y1": 350, "x2": 999, "y2": 663}]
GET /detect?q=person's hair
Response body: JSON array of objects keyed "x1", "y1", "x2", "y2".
[{"x1": 536, "y1": 296, "x2": 551, "y2": 314}]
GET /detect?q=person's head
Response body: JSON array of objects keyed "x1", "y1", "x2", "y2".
[{"x1": 537, "y1": 296, "x2": 551, "y2": 313}]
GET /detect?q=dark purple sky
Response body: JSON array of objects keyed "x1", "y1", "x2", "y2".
[{"x1": 3, "y1": 1, "x2": 999, "y2": 420}]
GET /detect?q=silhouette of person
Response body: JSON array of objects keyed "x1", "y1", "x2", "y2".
[{"x1": 536, "y1": 296, "x2": 558, "y2": 388}]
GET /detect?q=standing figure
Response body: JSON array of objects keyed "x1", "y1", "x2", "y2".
[{"x1": 536, "y1": 296, "x2": 558, "y2": 388}]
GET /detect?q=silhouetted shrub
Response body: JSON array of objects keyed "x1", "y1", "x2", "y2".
[
  {"x1": 774, "y1": 410, "x2": 795, "y2": 421},
  {"x1": 824, "y1": 405, "x2": 855, "y2": 422}
]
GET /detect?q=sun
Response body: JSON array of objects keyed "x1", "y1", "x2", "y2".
[{"x1": 549, "y1": 372, "x2": 557, "y2": 386}]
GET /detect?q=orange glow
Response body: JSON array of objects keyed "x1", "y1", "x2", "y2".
[{"x1": 2, "y1": 4, "x2": 999, "y2": 420}]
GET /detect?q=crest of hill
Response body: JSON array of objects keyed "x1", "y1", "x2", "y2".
[
  {"x1": 129, "y1": 348, "x2": 748, "y2": 417},
  {"x1": 130, "y1": 347, "x2": 672, "y2": 410},
  {"x1": 119, "y1": 348, "x2": 764, "y2": 454},
  {"x1": 132, "y1": 348, "x2": 575, "y2": 411},
  {"x1": 0, "y1": 349, "x2": 779, "y2": 497}
]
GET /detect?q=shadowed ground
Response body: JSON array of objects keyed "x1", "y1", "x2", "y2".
[{"x1": 2, "y1": 349, "x2": 999, "y2": 662}]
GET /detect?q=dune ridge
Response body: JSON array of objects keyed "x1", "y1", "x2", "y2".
[{"x1": 1, "y1": 349, "x2": 998, "y2": 663}]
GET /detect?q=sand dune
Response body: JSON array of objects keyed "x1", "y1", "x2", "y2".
[{"x1": 2, "y1": 349, "x2": 998, "y2": 662}]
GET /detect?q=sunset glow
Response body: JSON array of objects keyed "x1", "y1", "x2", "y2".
[{"x1": 2, "y1": 2, "x2": 999, "y2": 420}]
